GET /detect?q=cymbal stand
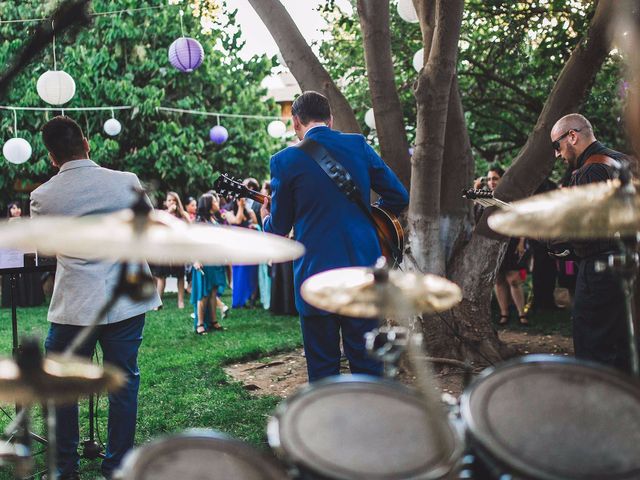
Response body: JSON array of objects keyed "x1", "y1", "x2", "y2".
[
  {"x1": 595, "y1": 238, "x2": 640, "y2": 376},
  {"x1": 367, "y1": 260, "x2": 459, "y2": 476}
]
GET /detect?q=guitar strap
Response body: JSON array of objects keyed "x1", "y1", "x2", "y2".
[{"x1": 295, "y1": 137, "x2": 402, "y2": 263}]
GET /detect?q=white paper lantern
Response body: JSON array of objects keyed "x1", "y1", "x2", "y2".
[
  {"x1": 364, "y1": 108, "x2": 376, "y2": 130},
  {"x1": 104, "y1": 118, "x2": 122, "y2": 136},
  {"x1": 3, "y1": 138, "x2": 32, "y2": 164},
  {"x1": 397, "y1": 0, "x2": 419, "y2": 23},
  {"x1": 412, "y1": 48, "x2": 424, "y2": 73},
  {"x1": 267, "y1": 120, "x2": 287, "y2": 138},
  {"x1": 36, "y1": 70, "x2": 76, "y2": 105}
]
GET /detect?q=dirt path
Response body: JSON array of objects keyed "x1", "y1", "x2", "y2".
[{"x1": 224, "y1": 329, "x2": 574, "y2": 398}]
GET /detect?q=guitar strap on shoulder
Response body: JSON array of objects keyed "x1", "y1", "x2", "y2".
[{"x1": 295, "y1": 137, "x2": 402, "y2": 263}]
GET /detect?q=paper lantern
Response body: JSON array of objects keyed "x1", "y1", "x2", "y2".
[
  {"x1": 209, "y1": 125, "x2": 228, "y2": 144},
  {"x1": 3, "y1": 138, "x2": 32, "y2": 164},
  {"x1": 397, "y1": 0, "x2": 419, "y2": 23},
  {"x1": 267, "y1": 120, "x2": 287, "y2": 138},
  {"x1": 412, "y1": 48, "x2": 424, "y2": 73},
  {"x1": 168, "y1": 37, "x2": 205, "y2": 72},
  {"x1": 36, "y1": 70, "x2": 76, "y2": 105},
  {"x1": 104, "y1": 118, "x2": 122, "y2": 136},
  {"x1": 365, "y1": 108, "x2": 376, "y2": 130}
]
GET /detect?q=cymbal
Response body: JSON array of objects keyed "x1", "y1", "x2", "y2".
[
  {"x1": 0, "y1": 354, "x2": 125, "y2": 405},
  {"x1": 488, "y1": 179, "x2": 640, "y2": 239},
  {"x1": 0, "y1": 209, "x2": 304, "y2": 265},
  {"x1": 300, "y1": 267, "x2": 462, "y2": 318}
]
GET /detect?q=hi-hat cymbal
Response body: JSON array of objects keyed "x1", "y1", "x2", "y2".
[
  {"x1": 0, "y1": 354, "x2": 125, "y2": 405},
  {"x1": 0, "y1": 209, "x2": 304, "y2": 265},
  {"x1": 301, "y1": 267, "x2": 462, "y2": 318},
  {"x1": 488, "y1": 179, "x2": 640, "y2": 239}
]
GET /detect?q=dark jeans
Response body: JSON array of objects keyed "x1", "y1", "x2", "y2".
[
  {"x1": 45, "y1": 314, "x2": 145, "y2": 478},
  {"x1": 573, "y1": 258, "x2": 630, "y2": 373},
  {"x1": 300, "y1": 314, "x2": 382, "y2": 382}
]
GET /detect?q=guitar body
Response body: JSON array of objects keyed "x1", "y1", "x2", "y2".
[
  {"x1": 214, "y1": 173, "x2": 405, "y2": 263},
  {"x1": 371, "y1": 205, "x2": 404, "y2": 264}
]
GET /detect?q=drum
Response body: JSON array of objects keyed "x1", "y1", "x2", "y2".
[
  {"x1": 460, "y1": 355, "x2": 640, "y2": 480},
  {"x1": 115, "y1": 429, "x2": 288, "y2": 480},
  {"x1": 267, "y1": 374, "x2": 462, "y2": 480}
]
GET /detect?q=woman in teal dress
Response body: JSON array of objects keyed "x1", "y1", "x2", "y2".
[{"x1": 191, "y1": 193, "x2": 227, "y2": 335}]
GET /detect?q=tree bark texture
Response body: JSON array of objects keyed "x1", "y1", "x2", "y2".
[
  {"x1": 408, "y1": 0, "x2": 464, "y2": 276},
  {"x1": 247, "y1": 0, "x2": 361, "y2": 133},
  {"x1": 357, "y1": 0, "x2": 412, "y2": 189}
]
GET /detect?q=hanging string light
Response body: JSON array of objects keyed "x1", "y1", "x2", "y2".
[{"x1": 36, "y1": 20, "x2": 76, "y2": 105}]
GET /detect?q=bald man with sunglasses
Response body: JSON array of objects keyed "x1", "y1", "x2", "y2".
[{"x1": 550, "y1": 113, "x2": 632, "y2": 373}]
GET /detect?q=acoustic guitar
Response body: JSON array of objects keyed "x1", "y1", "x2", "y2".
[{"x1": 213, "y1": 173, "x2": 404, "y2": 263}]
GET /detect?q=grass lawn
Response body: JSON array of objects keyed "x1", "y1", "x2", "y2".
[{"x1": 0, "y1": 292, "x2": 302, "y2": 479}]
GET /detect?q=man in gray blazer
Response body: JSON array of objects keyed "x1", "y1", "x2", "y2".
[{"x1": 31, "y1": 116, "x2": 161, "y2": 480}]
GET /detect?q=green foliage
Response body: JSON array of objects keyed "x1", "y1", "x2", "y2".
[
  {"x1": 0, "y1": 1, "x2": 283, "y2": 207},
  {"x1": 0, "y1": 293, "x2": 302, "y2": 479},
  {"x1": 317, "y1": 0, "x2": 626, "y2": 180}
]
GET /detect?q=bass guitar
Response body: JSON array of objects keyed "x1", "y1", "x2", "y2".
[{"x1": 214, "y1": 173, "x2": 404, "y2": 263}]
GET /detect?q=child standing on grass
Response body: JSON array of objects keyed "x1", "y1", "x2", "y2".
[{"x1": 191, "y1": 193, "x2": 227, "y2": 335}]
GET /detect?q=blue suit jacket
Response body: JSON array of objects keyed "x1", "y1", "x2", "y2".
[{"x1": 263, "y1": 126, "x2": 409, "y2": 316}]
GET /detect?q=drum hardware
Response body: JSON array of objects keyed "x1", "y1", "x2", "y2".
[{"x1": 365, "y1": 325, "x2": 417, "y2": 378}]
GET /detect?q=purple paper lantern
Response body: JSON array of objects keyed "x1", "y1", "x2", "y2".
[
  {"x1": 168, "y1": 37, "x2": 204, "y2": 72},
  {"x1": 209, "y1": 125, "x2": 229, "y2": 144}
]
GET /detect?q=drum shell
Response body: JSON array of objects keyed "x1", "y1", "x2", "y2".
[
  {"x1": 460, "y1": 355, "x2": 640, "y2": 480},
  {"x1": 268, "y1": 374, "x2": 463, "y2": 480},
  {"x1": 115, "y1": 429, "x2": 288, "y2": 480}
]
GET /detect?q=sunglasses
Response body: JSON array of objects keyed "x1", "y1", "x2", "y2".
[{"x1": 551, "y1": 128, "x2": 581, "y2": 152}]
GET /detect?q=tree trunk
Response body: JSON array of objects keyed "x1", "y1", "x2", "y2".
[
  {"x1": 408, "y1": 0, "x2": 464, "y2": 275},
  {"x1": 357, "y1": 0, "x2": 412, "y2": 189},
  {"x1": 247, "y1": 0, "x2": 361, "y2": 133},
  {"x1": 433, "y1": 0, "x2": 616, "y2": 363}
]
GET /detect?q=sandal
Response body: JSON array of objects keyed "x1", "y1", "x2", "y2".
[
  {"x1": 498, "y1": 315, "x2": 509, "y2": 325},
  {"x1": 211, "y1": 322, "x2": 225, "y2": 331},
  {"x1": 195, "y1": 325, "x2": 207, "y2": 335},
  {"x1": 519, "y1": 315, "x2": 529, "y2": 326}
]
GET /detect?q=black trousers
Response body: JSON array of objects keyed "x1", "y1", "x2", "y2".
[{"x1": 572, "y1": 256, "x2": 631, "y2": 373}]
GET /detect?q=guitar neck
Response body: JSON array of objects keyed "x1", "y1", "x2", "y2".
[{"x1": 242, "y1": 189, "x2": 269, "y2": 205}]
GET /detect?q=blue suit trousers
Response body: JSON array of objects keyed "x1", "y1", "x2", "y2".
[
  {"x1": 300, "y1": 314, "x2": 382, "y2": 382},
  {"x1": 45, "y1": 314, "x2": 145, "y2": 478}
]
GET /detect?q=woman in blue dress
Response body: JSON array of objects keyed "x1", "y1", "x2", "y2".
[{"x1": 191, "y1": 193, "x2": 227, "y2": 335}]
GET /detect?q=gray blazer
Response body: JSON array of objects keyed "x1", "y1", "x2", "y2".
[{"x1": 30, "y1": 159, "x2": 162, "y2": 325}]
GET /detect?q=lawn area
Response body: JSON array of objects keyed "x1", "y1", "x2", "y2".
[{"x1": 0, "y1": 292, "x2": 302, "y2": 479}]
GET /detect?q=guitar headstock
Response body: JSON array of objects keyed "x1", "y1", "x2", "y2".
[
  {"x1": 214, "y1": 174, "x2": 249, "y2": 200},
  {"x1": 462, "y1": 188, "x2": 494, "y2": 200}
]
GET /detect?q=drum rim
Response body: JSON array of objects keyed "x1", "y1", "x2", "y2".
[
  {"x1": 460, "y1": 354, "x2": 640, "y2": 480},
  {"x1": 267, "y1": 374, "x2": 462, "y2": 480},
  {"x1": 118, "y1": 429, "x2": 287, "y2": 479}
]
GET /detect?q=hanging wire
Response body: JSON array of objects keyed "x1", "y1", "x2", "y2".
[
  {"x1": 0, "y1": 5, "x2": 166, "y2": 25},
  {"x1": 179, "y1": 9, "x2": 185, "y2": 37},
  {"x1": 111, "y1": 108, "x2": 115, "y2": 119},
  {"x1": 216, "y1": 114, "x2": 220, "y2": 126},
  {"x1": 52, "y1": 20, "x2": 57, "y2": 70},
  {"x1": 12, "y1": 108, "x2": 17, "y2": 138},
  {"x1": 156, "y1": 106, "x2": 287, "y2": 121}
]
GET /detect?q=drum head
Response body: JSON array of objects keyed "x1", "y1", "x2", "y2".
[
  {"x1": 269, "y1": 375, "x2": 460, "y2": 480},
  {"x1": 461, "y1": 355, "x2": 640, "y2": 480},
  {"x1": 118, "y1": 429, "x2": 288, "y2": 480}
]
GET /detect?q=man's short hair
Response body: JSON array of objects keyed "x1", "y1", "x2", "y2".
[
  {"x1": 41, "y1": 116, "x2": 86, "y2": 163},
  {"x1": 291, "y1": 91, "x2": 331, "y2": 125},
  {"x1": 554, "y1": 113, "x2": 594, "y2": 135}
]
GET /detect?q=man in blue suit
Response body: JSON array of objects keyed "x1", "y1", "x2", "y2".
[{"x1": 261, "y1": 91, "x2": 409, "y2": 382}]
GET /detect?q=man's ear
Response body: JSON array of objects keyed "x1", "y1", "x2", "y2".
[
  {"x1": 48, "y1": 152, "x2": 59, "y2": 168},
  {"x1": 327, "y1": 115, "x2": 334, "y2": 129},
  {"x1": 83, "y1": 137, "x2": 90, "y2": 154},
  {"x1": 292, "y1": 115, "x2": 302, "y2": 131}
]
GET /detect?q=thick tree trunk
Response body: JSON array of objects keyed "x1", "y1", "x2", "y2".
[
  {"x1": 408, "y1": 0, "x2": 464, "y2": 275},
  {"x1": 357, "y1": 0, "x2": 412, "y2": 189},
  {"x1": 434, "y1": 0, "x2": 616, "y2": 363},
  {"x1": 247, "y1": 0, "x2": 361, "y2": 133}
]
